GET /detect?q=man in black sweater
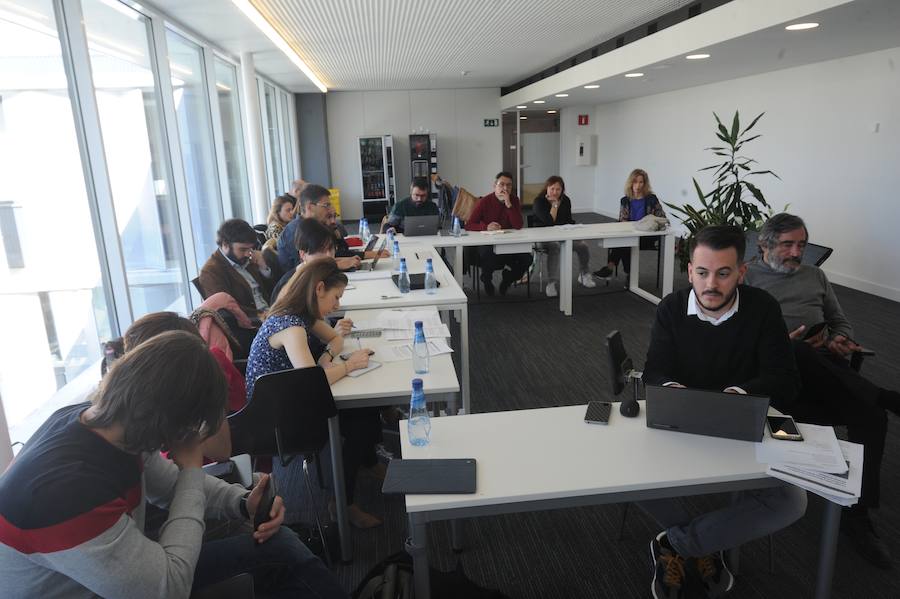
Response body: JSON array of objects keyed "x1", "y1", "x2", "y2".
[{"x1": 642, "y1": 226, "x2": 807, "y2": 599}]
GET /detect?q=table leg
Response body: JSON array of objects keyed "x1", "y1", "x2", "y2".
[
  {"x1": 662, "y1": 233, "x2": 675, "y2": 296},
  {"x1": 561, "y1": 239, "x2": 573, "y2": 316},
  {"x1": 327, "y1": 415, "x2": 351, "y2": 563},
  {"x1": 407, "y1": 515, "x2": 431, "y2": 599},
  {"x1": 460, "y1": 305, "x2": 470, "y2": 414},
  {"x1": 451, "y1": 518, "x2": 465, "y2": 552},
  {"x1": 814, "y1": 501, "x2": 841, "y2": 599},
  {"x1": 629, "y1": 243, "x2": 640, "y2": 291}
]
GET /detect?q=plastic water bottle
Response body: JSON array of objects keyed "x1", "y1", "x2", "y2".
[
  {"x1": 451, "y1": 215, "x2": 461, "y2": 237},
  {"x1": 392, "y1": 240, "x2": 401, "y2": 271},
  {"x1": 424, "y1": 258, "x2": 437, "y2": 294},
  {"x1": 412, "y1": 320, "x2": 430, "y2": 373},
  {"x1": 359, "y1": 218, "x2": 370, "y2": 243},
  {"x1": 408, "y1": 378, "x2": 431, "y2": 446},
  {"x1": 398, "y1": 258, "x2": 411, "y2": 294},
  {"x1": 387, "y1": 229, "x2": 395, "y2": 246}
]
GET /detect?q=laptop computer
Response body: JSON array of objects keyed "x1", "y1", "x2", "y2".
[
  {"x1": 362, "y1": 235, "x2": 378, "y2": 252},
  {"x1": 645, "y1": 384, "x2": 770, "y2": 442},
  {"x1": 404, "y1": 215, "x2": 440, "y2": 236},
  {"x1": 355, "y1": 237, "x2": 388, "y2": 271}
]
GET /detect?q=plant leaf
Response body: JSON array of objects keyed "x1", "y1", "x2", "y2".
[
  {"x1": 740, "y1": 112, "x2": 765, "y2": 136},
  {"x1": 730, "y1": 111, "x2": 740, "y2": 144}
]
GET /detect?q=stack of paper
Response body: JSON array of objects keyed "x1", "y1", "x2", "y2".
[
  {"x1": 756, "y1": 423, "x2": 863, "y2": 506},
  {"x1": 351, "y1": 308, "x2": 454, "y2": 364}
]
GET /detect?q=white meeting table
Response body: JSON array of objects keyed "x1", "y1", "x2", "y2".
[
  {"x1": 399, "y1": 222, "x2": 676, "y2": 315},
  {"x1": 401, "y1": 404, "x2": 842, "y2": 599},
  {"x1": 339, "y1": 244, "x2": 470, "y2": 415},
  {"x1": 327, "y1": 307, "x2": 460, "y2": 562}
]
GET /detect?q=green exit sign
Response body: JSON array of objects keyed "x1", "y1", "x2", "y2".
[{"x1": 483, "y1": 118, "x2": 499, "y2": 127}]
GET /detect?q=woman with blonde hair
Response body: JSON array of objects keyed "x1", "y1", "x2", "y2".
[
  {"x1": 265, "y1": 194, "x2": 297, "y2": 241},
  {"x1": 595, "y1": 168, "x2": 666, "y2": 278},
  {"x1": 244, "y1": 257, "x2": 383, "y2": 529}
]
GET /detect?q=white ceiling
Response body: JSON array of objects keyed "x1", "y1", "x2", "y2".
[{"x1": 501, "y1": 0, "x2": 900, "y2": 111}]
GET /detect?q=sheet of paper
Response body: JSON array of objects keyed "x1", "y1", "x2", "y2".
[
  {"x1": 344, "y1": 360, "x2": 382, "y2": 378},
  {"x1": 376, "y1": 340, "x2": 454, "y2": 363},
  {"x1": 346, "y1": 269, "x2": 393, "y2": 281},
  {"x1": 766, "y1": 440, "x2": 863, "y2": 506},
  {"x1": 755, "y1": 422, "x2": 847, "y2": 474},
  {"x1": 557, "y1": 223, "x2": 586, "y2": 229},
  {"x1": 375, "y1": 309, "x2": 443, "y2": 329},
  {"x1": 384, "y1": 324, "x2": 452, "y2": 340},
  {"x1": 480, "y1": 229, "x2": 510, "y2": 235}
]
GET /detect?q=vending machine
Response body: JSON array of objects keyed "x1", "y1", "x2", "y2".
[
  {"x1": 358, "y1": 135, "x2": 396, "y2": 219},
  {"x1": 409, "y1": 133, "x2": 438, "y2": 202}
]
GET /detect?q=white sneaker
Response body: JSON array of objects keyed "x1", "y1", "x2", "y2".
[
  {"x1": 545, "y1": 282, "x2": 558, "y2": 297},
  {"x1": 578, "y1": 273, "x2": 597, "y2": 288}
]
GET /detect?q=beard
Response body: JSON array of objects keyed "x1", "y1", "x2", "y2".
[
  {"x1": 226, "y1": 248, "x2": 250, "y2": 266},
  {"x1": 697, "y1": 287, "x2": 737, "y2": 313},
  {"x1": 765, "y1": 254, "x2": 800, "y2": 274}
]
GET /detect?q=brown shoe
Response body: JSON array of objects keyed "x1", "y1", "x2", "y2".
[{"x1": 348, "y1": 504, "x2": 382, "y2": 529}]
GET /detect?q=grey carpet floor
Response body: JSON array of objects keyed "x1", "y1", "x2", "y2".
[{"x1": 274, "y1": 215, "x2": 900, "y2": 598}]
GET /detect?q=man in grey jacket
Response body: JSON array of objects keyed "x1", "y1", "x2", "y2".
[
  {"x1": 0, "y1": 330, "x2": 348, "y2": 599},
  {"x1": 745, "y1": 212, "x2": 898, "y2": 569}
]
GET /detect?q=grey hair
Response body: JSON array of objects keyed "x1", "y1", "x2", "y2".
[{"x1": 758, "y1": 213, "x2": 808, "y2": 254}]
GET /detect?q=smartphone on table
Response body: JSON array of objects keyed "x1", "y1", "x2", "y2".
[
  {"x1": 253, "y1": 475, "x2": 278, "y2": 531},
  {"x1": 767, "y1": 415, "x2": 804, "y2": 441},
  {"x1": 584, "y1": 401, "x2": 612, "y2": 425}
]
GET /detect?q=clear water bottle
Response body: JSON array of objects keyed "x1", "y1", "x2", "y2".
[
  {"x1": 451, "y1": 215, "x2": 462, "y2": 237},
  {"x1": 424, "y1": 258, "x2": 437, "y2": 294},
  {"x1": 398, "y1": 258, "x2": 411, "y2": 294},
  {"x1": 408, "y1": 378, "x2": 431, "y2": 446},
  {"x1": 387, "y1": 229, "x2": 395, "y2": 246},
  {"x1": 412, "y1": 320, "x2": 430, "y2": 373},
  {"x1": 392, "y1": 240, "x2": 401, "y2": 271},
  {"x1": 359, "y1": 218, "x2": 370, "y2": 243}
]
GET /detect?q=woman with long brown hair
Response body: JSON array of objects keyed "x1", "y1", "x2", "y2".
[
  {"x1": 265, "y1": 194, "x2": 297, "y2": 241},
  {"x1": 244, "y1": 257, "x2": 383, "y2": 528}
]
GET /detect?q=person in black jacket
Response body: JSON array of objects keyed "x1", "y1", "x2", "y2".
[
  {"x1": 531, "y1": 176, "x2": 595, "y2": 297},
  {"x1": 642, "y1": 225, "x2": 806, "y2": 599}
]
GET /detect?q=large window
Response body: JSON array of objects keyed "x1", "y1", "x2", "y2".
[
  {"x1": 166, "y1": 30, "x2": 222, "y2": 270},
  {"x1": 279, "y1": 90, "x2": 295, "y2": 184},
  {"x1": 0, "y1": 0, "x2": 112, "y2": 440},
  {"x1": 262, "y1": 81, "x2": 283, "y2": 197},
  {"x1": 82, "y1": 0, "x2": 188, "y2": 315},
  {"x1": 214, "y1": 58, "x2": 251, "y2": 221}
]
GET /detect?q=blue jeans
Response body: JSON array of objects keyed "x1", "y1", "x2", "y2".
[
  {"x1": 639, "y1": 485, "x2": 808, "y2": 557},
  {"x1": 193, "y1": 528, "x2": 348, "y2": 599}
]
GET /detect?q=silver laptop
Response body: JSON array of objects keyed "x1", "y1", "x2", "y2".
[
  {"x1": 404, "y1": 215, "x2": 440, "y2": 236},
  {"x1": 356, "y1": 237, "x2": 388, "y2": 271},
  {"x1": 645, "y1": 384, "x2": 770, "y2": 442}
]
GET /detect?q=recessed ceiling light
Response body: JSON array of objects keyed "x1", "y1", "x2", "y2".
[
  {"x1": 547, "y1": 110, "x2": 557, "y2": 114},
  {"x1": 624, "y1": 72, "x2": 644, "y2": 78},
  {"x1": 516, "y1": 105, "x2": 527, "y2": 109},
  {"x1": 584, "y1": 84, "x2": 600, "y2": 89},
  {"x1": 520, "y1": 116, "x2": 528, "y2": 120},
  {"x1": 685, "y1": 53, "x2": 710, "y2": 60},
  {"x1": 533, "y1": 100, "x2": 545, "y2": 104},
  {"x1": 785, "y1": 22, "x2": 819, "y2": 30},
  {"x1": 555, "y1": 93, "x2": 569, "y2": 97}
]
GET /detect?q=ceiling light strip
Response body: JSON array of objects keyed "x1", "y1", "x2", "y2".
[{"x1": 231, "y1": 0, "x2": 328, "y2": 93}]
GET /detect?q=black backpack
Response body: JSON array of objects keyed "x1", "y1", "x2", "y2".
[{"x1": 353, "y1": 551, "x2": 512, "y2": 599}]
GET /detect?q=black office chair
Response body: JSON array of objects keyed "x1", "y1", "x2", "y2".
[
  {"x1": 191, "y1": 574, "x2": 254, "y2": 599},
  {"x1": 252, "y1": 224, "x2": 268, "y2": 248},
  {"x1": 229, "y1": 366, "x2": 337, "y2": 567}
]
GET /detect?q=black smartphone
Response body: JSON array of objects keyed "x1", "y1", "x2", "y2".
[
  {"x1": 767, "y1": 415, "x2": 804, "y2": 441},
  {"x1": 253, "y1": 475, "x2": 278, "y2": 531},
  {"x1": 803, "y1": 322, "x2": 827, "y2": 340},
  {"x1": 339, "y1": 349, "x2": 375, "y2": 361},
  {"x1": 585, "y1": 401, "x2": 612, "y2": 425}
]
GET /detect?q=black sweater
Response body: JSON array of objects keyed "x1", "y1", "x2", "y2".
[
  {"x1": 643, "y1": 286, "x2": 800, "y2": 408},
  {"x1": 532, "y1": 193, "x2": 575, "y2": 226}
]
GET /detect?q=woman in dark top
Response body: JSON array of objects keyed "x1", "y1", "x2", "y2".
[
  {"x1": 596, "y1": 168, "x2": 667, "y2": 278},
  {"x1": 532, "y1": 175, "x2": 595, "y2": 297},
  {"x1": 245, "y1": 257, "x2": 383, "y2": 529}
]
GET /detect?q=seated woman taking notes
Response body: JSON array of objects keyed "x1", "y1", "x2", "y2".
[{"x1": 245, "y1": 257, "x2": 384, "y2": 528}]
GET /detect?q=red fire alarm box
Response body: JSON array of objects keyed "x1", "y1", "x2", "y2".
[{"x1": 578, "y1": 114, "x2": 589, "y2": 126}]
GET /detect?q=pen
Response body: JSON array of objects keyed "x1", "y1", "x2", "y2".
[{"x1": 415, "y1": 252, "x2": 420, "y2": 260}]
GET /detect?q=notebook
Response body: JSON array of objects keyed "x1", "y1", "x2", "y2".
[{"x1": 382, "y1": 458, "x2": 477, "y2": 494}]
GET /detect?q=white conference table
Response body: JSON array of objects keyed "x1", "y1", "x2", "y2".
[
  {"x1": 399, "y1": 221, "x2": 676, "y2": 315},
  {"x1": 339, "y1": 243, "x2": 470, "y2": 415},
  {"x1": 327, "y1": 307, "x2": 460, "y2": 562},
  {"x1": 400, "y1": 403, "x2": 842, "y2": 599}
]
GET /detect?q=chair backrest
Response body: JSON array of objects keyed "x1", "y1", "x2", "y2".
[
  {"x1": 228, "y1": 366, "x2": 337, "y2": 459},
  {"x1": 191, "y1": 276, "x2": 208, "y2": 300},
  {"x1": 742, "y1": 230, "x2": 760, "y2": 263},
  {"x1": 606, "y1": 330, "x2": 633, "y2": 397}
]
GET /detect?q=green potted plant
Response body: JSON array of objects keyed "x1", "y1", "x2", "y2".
[{"x1": 666, "y1": 111, "x2": 779, "y2": 270}]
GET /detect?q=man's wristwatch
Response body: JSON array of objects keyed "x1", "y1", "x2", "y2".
[{"x1": 325, "y1": 346, "x2": 336, "y2": 360}]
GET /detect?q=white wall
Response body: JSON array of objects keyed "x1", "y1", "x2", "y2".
[
  {"x1": 590, "y1": 47, "x2": 900, "y2": 301},
  {"x1": 326, "y1": 88, "x2": 502, "y2": 220},
  {"x1": 559, "y1": 105, "x2": 597, "y2": 213}
]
